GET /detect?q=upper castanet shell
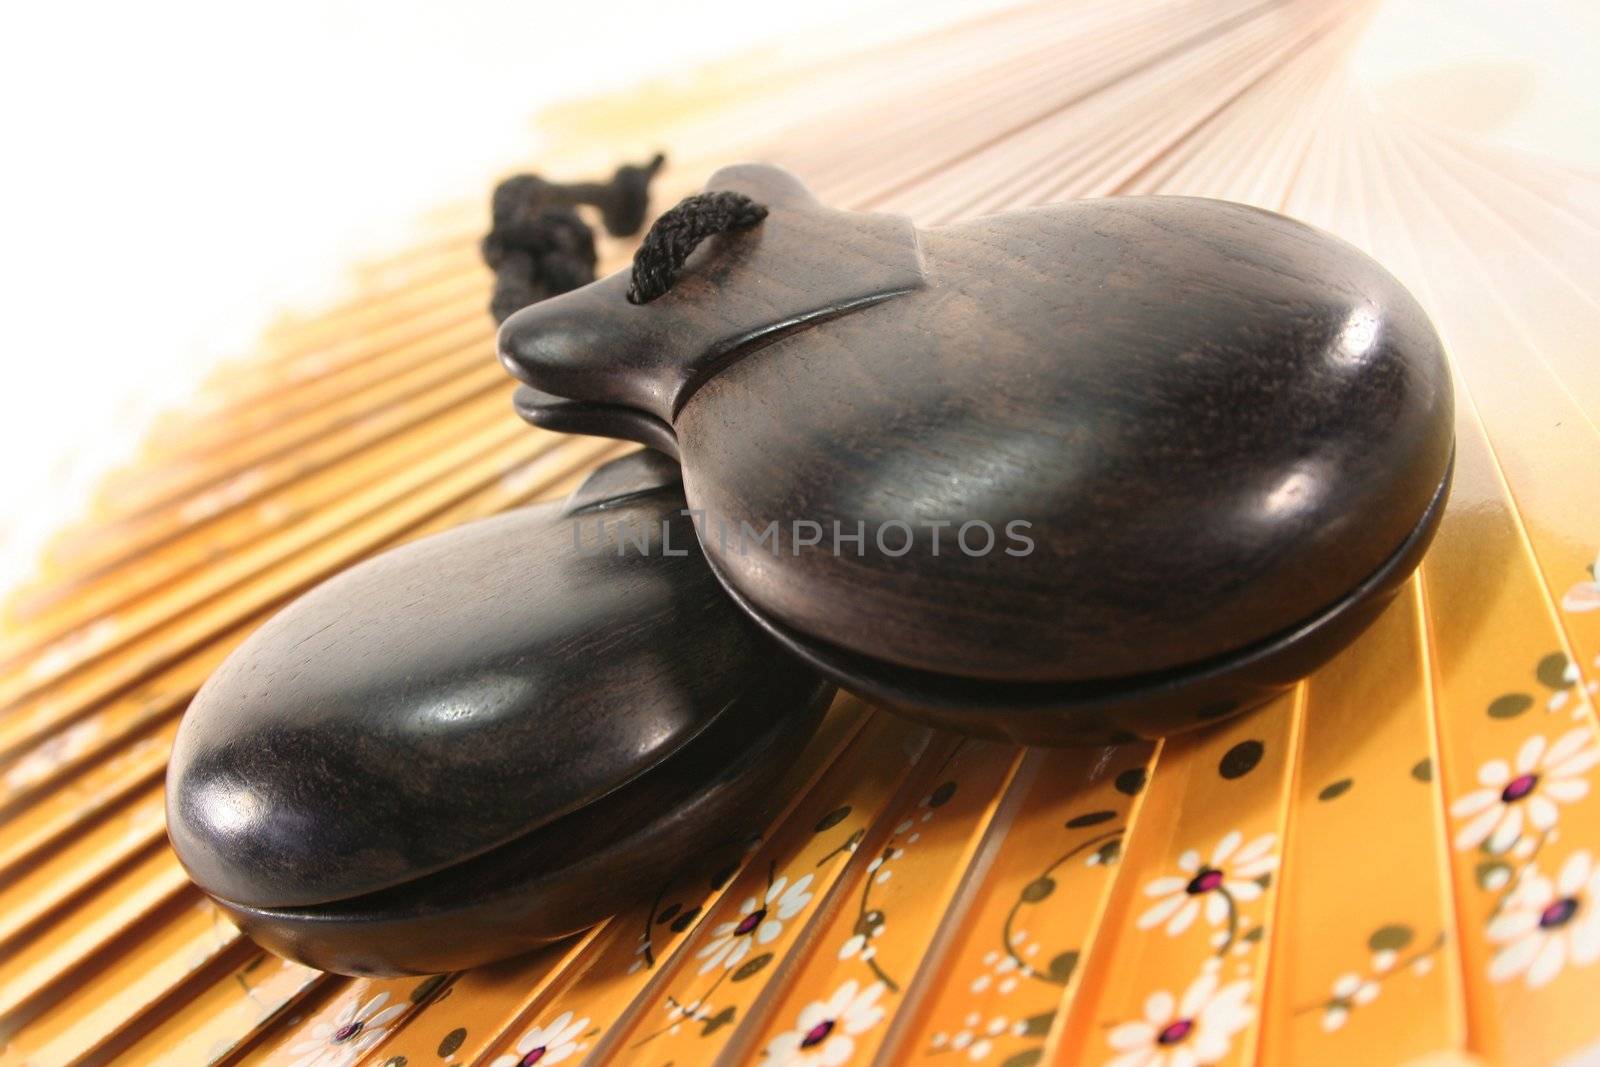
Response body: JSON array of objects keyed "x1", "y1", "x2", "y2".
[{"x1": 499, "y1": 166, "x2": 1453, "y2": 697}]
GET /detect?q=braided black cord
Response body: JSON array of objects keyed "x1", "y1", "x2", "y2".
[{"x1": 626, "y1": 192, "x2": 768, "y2": 304}]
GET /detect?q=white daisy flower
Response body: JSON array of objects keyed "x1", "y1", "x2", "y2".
[
  {"x1": 697, "y1": 873, "x2": 813, "y2": 974},
  {"x1": 1487, "y1": 849, "x2": 1600, "y2": 989},
  {"x1": 287, "y1": 991, "x2": 405, "y2": 1067},
  {"x1": 490, "y1": 1010, "x2": 590, "y2": 1067},
  {"x1": 764, "y1": 979, "x2": 886, "y2": 1065},
  {"x1": 1105, "y1": 970, "x2": 1254, "y2": 1067},
  {"x1": 1137, "y1": 831, "x2": 1277, "y2": 936},
  {"x1": 1562, "y1": 553, "x2": 1600, "y2": 613},
  {"x1": 1451, "y1": 728, "x2": 1600, "y2": 854}
]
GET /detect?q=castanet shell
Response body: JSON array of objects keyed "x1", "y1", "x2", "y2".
[
  {"x1": 165, "y1": 450, "x2": 833, "y2": 974},
  {"x1": 500, "y1": 164, "x2": 1455, "y2": 744},
  {"x1": 217, "y1": 659, "x2": 827, "y2": 976}
]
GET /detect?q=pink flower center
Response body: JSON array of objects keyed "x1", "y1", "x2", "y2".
[
  {"x1": 801, "y1": 1019, "x2": 835, "y2": 1048},
  {"x1": 1158, "y1": 1019, "x2": 1194, "y2": 1045},
  {"x1": 332, "y1": 1021, "x2": 363, "y2": 1044},
  {"x1": 1502, "y1": 773, "x2": 1539, "y2": 802},
  {"x1": 1540, "y1": 896, "x2": 1580, "y2": 929},
  {"x1": 517, "y1": 1049, "x2": 547, "y2": 1066},
  {"x1": 734, "y1": 908, "x2": 767, "y2": 936},
  {"x1": 1186, "y1": 868, "x2": 1225, "y2": 894}
]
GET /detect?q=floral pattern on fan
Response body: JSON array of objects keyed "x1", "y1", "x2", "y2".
[
  {"x1": 696, "y1": 873, "x2": 814, "y2": 975},
  {"x1": 1445, "y1": 667, "x2": 1600, "y2": 1012},
  {"x1": 764, "y1": 978, "x2": 887, "y2": 1066},
  {"x1": 1136, "y1": 831, "x2": 1277, "y2": 953},
  {"x1": 490, "y1": 1011, "x2": 593, "y2": 1067},
  {"x1": 1451, "y1": 728, "x2": 1599, "y2": 856},
  {"x1": 626, "y1": 853, "x2": 834, "y2": 1049},
  {"x1": 914, "y1": 748, "x2": 1149, "y2": 1066},
  {"x1": 1292, "y1": 924, "x2": 1447, "y2": 1031},
  {"x1": 1104, "y1": 963, "x2": 1254, "y2": 1067},
  {"x1": 1487, "y1": 848, "x2": 1600, "y2": 989},
  {"x1": 286, "y1": 991, "x2": 406, "y2": 1067},
  {"x1": 833, "y1": 776, "x2": 959, "y2": 994}
]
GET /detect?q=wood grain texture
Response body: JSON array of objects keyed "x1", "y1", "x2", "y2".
[{"x1": 502, "y1": 166, "x2": 1454, "y2": 741}]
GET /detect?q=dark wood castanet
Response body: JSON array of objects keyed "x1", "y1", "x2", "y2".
[
  {"x1": 165, "y1": 450, "x2": 833, "y2": 974},
  {"x1": 500, "y1": 165, "x2": 1455, "y2": 744}
]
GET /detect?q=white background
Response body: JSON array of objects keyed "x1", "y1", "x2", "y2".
[{"x1": 1, "y1": 0, "x2": 1596, "y2": 598}]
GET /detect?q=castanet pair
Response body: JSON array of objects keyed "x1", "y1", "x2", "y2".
[{"x1": 167, "y1": 163, "x2": 1453, "y2": 974}]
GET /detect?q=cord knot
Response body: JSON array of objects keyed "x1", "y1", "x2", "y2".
[{"x1": 481, "y1": 154, "x2": 665, "y2": 323}]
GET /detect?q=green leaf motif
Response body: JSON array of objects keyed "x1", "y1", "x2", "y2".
[
  {"x1": 1487, "y1": 693, "x2": 1533, "y2": 719},
  {"x1": 1317, "y1": 778, "x2": 1353, "y2": 801},
  {"x1": 814, "y1": 806, "x2": 851, "y2": 833},
  {"x1": 1047, "y1": 950, "x2": 1078, "y2": 983},
  {"x1": 1368, "y1": 924, "x2": 1414, "y2": 952},
  {"x1": 732, "y1": 952, "x2": 773, "y2": 982},
  {"x1": 437, "y1": 1029, "x2": 467, "y2": 1058},
  {"x1": 1092, "y1": 839, "x2": 1122, "y2": 866},
  {"x1": 1000, "y1": 1050, "x2": 1044, "y2": 1067},
  {"x1": 1476, "y1": 859, "x2": 1513, "y2": 891},
  {"x1": 1021, "y1": 877, "x2": 1056, "y2": 904},
  {"x1": 700, "y1": 1005, "x2": 737, "y2": 1036},
  {"x1": 1537, "y1": 651, "x2": 1572, "y2": 690}
]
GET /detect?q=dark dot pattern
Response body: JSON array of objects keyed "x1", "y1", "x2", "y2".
[
  {"x1": 1219, "y1": 740, "x2": 1264, "y2": 779},
  {"x1": 1066, "y1": 810, "x2": 1116, "y2": 828},
  {"x1": 1487, "y1": 693, "x2": 1533, "y2": 719},
  {"x1": 1537, "y1": 651, "x2": 1571, "y2": 689},
  {"x1": 1317, "y1": 778, "x2": 1353, "y2": 801},
  {"x1": 1114, "y1": 767, "x2": 1147, "y2": 796},
  {"x1": 437, "y1": 1028, "x2": 467, "y2": 1057},
  {"x1": 1022, "y1": 1009, "x2": 1057, "y2": 1035},
  {"x1": 1021, "y1": 877, "x2": 1056, "y2": 903},
  {"x1": 814, "y1": 807, "x2": 851, "y2": 833},
  {"x1": 1368, "y1": 924, "x2": 1414, "y2": 952}
]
